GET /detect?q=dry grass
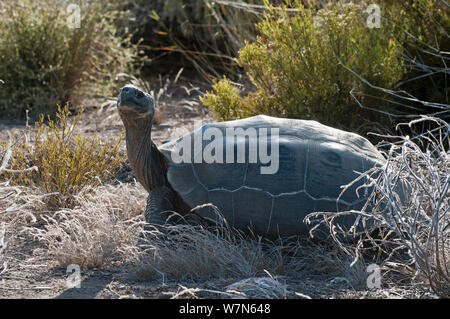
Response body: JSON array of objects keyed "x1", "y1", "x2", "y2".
[
  {"x1": 172, "y1": 274, "x2": 289, "y2": 299},
  {"x1": 13, "y1": 180, "x2": 369, "y2": 293},
  {"x1": 307, "y1": 117, "x2": 449, "y2": 297},
  {"x1": 0, "y1": 223, "x2": 7, "y2": 276},
  {"x1": 0, "y1": 132, "x2": 46, "y2": 225},
  {"x1": 1, "y1": 105, "x2": 126, "y2": 210},
  {"x1": 26, "y1": 183, "x2": 147, "y2": 269},
  {"x1": 225, "y1": 275, "x2": 288, "y2": 299},
  {"x1": 132, "y1": 223, "x2": 280, "y2": 281}
]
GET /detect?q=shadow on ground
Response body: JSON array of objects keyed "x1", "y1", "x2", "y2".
[{"x1": 55, "y1": 273, "x2": 113, "y2": 299}]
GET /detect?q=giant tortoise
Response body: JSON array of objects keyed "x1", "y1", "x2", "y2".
[{"x1": 117, "y1": 85, "x2": 386, "y2": 238}]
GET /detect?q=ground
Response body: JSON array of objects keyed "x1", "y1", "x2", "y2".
[{"x1": 0, "y1": 78, "x2": 440, "y2": 299}]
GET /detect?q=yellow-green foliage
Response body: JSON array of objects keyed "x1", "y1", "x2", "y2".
[
  {"x1": 0, "y1": 0, "x2": 140, "y2": 119},
  {"x1": 1, "y1": 105, "x2": 126, "y2": 209},
  {"x1": 202, "y1": 1, "x2": 405, "y2": 132},
  {"x1": 387, "y1": 0, "x2": 449, "y2": 106},
  {"x1": 202, "y1": 77, "x2": 249, "y2": 121}
]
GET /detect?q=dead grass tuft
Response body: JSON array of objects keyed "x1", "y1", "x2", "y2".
[
  {"x1": 225, "y1": 274, "x2": 288, "y2": 299},
  {"x1": 27, "y1": 183, "x2": 147, "y2": 269},
  {"x1": 131, "y1": 221, "x2": 282, "y2": 281},
  {"x1": 171, "y1": 274, "x2": 288, "y2": 299}
]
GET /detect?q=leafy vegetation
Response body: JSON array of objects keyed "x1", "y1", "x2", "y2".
[
  {"x1": 0, "y1": 0, "x2": 140, "y2": 119},
  {"x1": 202, "y1": 1, "x2": 405, "y2": 133},
  {"x1": 0, "y1": 105, "x2": 126, "y2": 209},
  {"x1": 202, "y1": 0, "x2": 449, "y2": 135}
]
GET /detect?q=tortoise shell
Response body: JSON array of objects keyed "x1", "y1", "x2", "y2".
[{"x1": 159, "y1": 115, "x2": 385, "y2": 237}]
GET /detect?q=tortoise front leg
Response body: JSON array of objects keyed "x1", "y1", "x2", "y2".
[{"x1": 145, "y1": 186, "x2": 176, "y2": 225}]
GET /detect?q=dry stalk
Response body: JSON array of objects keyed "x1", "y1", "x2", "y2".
[{"x1": 306, "y1": 117, "x2": 449, "y2": 297}]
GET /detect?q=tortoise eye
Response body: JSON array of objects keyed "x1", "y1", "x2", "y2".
[{"x1": 136, "y1": 91, "x2": 144, "y2": 99}]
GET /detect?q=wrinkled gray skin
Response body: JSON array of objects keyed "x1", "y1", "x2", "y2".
[
  {"x1": 117, "y1": 85, "x2": 386, "y2": 238},
  {"x1": 117, "y1": 85, "x2": 189, "y2": 225}
]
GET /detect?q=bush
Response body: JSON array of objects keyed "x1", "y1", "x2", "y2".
[
  {"x1": 202, "y1": 1, "x2": 405, "y2": 133},
  {"x1": 109, "y1": 0, "x2": 265, "y2": 78},
  {"x1": 0, "y1": 0, "x2": 140, "y2": 119},
  {"x1": 200, "y1": 76, "x2": 249, "y2": 121},
  {"x1": 0, "y1": 105, "x2": 126, "y2": 209},
  {"x1": 387, "y1": 0, "x2": 449, "y2": 115}
]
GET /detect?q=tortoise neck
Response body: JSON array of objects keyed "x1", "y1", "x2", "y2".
[{"x1": 124, "y1": 119, "x2": 166, "y2": 193}]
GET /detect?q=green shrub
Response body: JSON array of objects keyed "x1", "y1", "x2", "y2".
[
  {"x1": 0, "y1": 105, "x2": 126, "y2": 209},
  {"x1": 201, "y1": 77, "x2": 249, "y2": 121},
  {"x1": 0, "y1": 0, "x2": 140, "y2": 119},
  {"x1": 202, "y1": 1, "x2": 405, "y2": 133},
  {"x1": 386, "y1": 0, "x2": 449, "y2": 113}
]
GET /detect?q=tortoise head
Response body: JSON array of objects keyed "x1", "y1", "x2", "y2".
[{"x1": 117, "y1": 85, "x2": 155, "y2": 123}]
